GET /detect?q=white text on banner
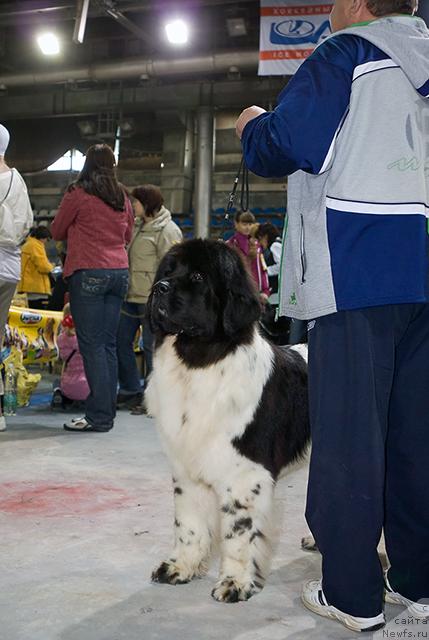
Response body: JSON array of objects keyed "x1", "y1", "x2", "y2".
[{"x1": 259, "y1": 0, "x2": 333, "y2": 76}]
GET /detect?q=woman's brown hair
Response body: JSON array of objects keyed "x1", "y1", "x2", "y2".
[
  {"x1": 132, "y1": 185, "x2": 164, "y2": 217},
  {"x1": 255, "y1": 222, "x2": 281, "y2": 247},
  {"x1": 71, "y1": 144, "x2": 125, "y2": 211}
]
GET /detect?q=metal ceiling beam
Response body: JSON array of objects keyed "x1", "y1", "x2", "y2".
[
  {"x1": 100, "y1": 1, "x2": 152, "y2": 41},
  {"x1": 0, "y1": 77, "x2": 285, "y2": 119},
  {"x1": 0, "y1": 0, "x2": 257, "y2": 20},
  {"x1": 0, "y1": 48, "x2": 259, "y2": 88},
  {"x1": 0, "y1": 1, "x2": 73, "y2": 17},
  {"x1": 73, "y1": 0, "x2": 91, "y2": 43}
]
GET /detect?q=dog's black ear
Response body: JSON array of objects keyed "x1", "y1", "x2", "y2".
[
  {"x1": 223, "y1": 289, "x2": 261, "y2": 336},
  {"x1": 221, "y1": 248, "x2": 261, "y2": 337}
]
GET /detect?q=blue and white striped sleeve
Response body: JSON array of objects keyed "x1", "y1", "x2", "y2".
[{"x1": 241, "y1": 36, "x2": 358, "y2": 178}]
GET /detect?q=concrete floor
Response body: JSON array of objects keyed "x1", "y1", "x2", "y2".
[{"x1": 0, "y1": 398, "x2": 403, "y2": 640}]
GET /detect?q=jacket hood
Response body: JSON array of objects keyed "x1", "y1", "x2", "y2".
[
  {"x1": 336, "y1": 16, "x2": 429, "y2": 97},
  {"x1": 144, "y1": 205, "x2": 172, "y2": 231},
  {"x1": 0, "y1": 168, "x2": 11, "y2": 185}
]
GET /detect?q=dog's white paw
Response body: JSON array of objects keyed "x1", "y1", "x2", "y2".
[
  {"x1": 211, "y1": 577, "x2": 263, "y2": 603},
  {"x1": 301, "y1": 535, "x2": 318, "y2": 552},
  {"x1": 151, "y1": 558, "x2": 207, "y2": 585},
  {"x1": 151, "y1": 560, "x2": 193, "y2": 585}
]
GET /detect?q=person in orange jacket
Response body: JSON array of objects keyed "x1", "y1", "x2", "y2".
[{"x1": 18, "y1": 226, "x2": 54, "y2": 309}]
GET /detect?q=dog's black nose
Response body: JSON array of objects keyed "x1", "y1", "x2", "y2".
[{"x1": 155, "y1": 280, "x2": 170, "y2": 295}]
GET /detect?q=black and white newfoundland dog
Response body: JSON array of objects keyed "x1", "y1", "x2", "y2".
[{"x1": 146, "y1": 239, "x2": 310, "y2": 603}]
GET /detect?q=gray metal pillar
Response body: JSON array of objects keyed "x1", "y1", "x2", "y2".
[
  {"x1": 160, "y1": 111, "x2": 194, "y2": 214},
  {"x1": 195, "y1": 106, "x2": 214, "y2": 239},
  {"x1": 183, "y1": 111, "x2": 194, "y2": 185}
]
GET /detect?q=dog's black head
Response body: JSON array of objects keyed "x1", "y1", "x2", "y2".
[{"x1": 148, "y1": 239, "x2": 261, "y2": 366}]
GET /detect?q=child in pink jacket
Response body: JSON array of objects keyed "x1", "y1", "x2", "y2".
[
  {"x1": 53, "y1": 305, "x2": 89, "y2": 408},
  {"x1": 227, "y1": 210, "x2": 270, "y2": 299}
]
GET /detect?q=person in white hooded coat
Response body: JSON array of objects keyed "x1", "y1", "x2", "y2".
[{"x1": 0, "y1": 123, "x2": 33, "y2": 430}]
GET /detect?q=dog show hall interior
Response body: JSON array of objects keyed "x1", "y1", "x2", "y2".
[{"x1": 1, "y1": 1, "x2": 429, "y2": 639}]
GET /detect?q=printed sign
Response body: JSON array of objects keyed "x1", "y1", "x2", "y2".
[{"x1": 259, "y1": 1, "x2": 333, "y2": 76}]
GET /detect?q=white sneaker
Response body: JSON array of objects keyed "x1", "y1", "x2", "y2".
[
  {"x1": 63, "y1": 417, "x2": 110, "y2": 432},
  {"x1": 0, "y1": 416, "x2": 6, "y2": 431},
  {"x1": 64, "y1": 417, "x2": 91, "y2": 431},
  {"x1": 385, "y1": 573, "x2": 429, "y2": 618},
  {"x1": 302, "y1": 579, "x2": 385, "y2": 633}
]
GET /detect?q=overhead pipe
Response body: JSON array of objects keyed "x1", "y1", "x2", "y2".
[{"x1": 0, "y1": 49, "x2": 259, "y2": 88}]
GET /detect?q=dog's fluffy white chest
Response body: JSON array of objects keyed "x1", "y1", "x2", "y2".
[{"x1": 146, "y1": 332, "x2": 273, "y2": 483}]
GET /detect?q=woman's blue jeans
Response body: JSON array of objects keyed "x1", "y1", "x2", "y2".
[
  {"x1": 117, "y1": 301, "x2": 153, "y2": 395},
  {"x1": 68, "y1": 268, "x2": 128, "y2": 428}
]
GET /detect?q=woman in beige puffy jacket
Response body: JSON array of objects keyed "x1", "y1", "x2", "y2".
[{"x1": 116, "y1": 185, "x2": 182, "y2": 410}]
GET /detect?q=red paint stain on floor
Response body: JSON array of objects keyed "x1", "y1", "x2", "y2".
[{"x1": 0, "y1": 482, "x2": 136, "y2": 517}]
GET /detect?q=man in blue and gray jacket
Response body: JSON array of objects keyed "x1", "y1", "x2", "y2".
[{"x1": 236, "y1": 0, "x2": 429, "y2": 632}]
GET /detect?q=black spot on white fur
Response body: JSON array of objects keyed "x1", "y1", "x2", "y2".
[
  {"x1": 221, "y1": 504, "x2": 237, "y2": 516},
  {"x1": 253, "y1": 559, "x2": 261, "y2": 573},
  {"x1": 250, "y1": 529, "x2": 265, "y2": 543},
  {"x1": 232, "y1": 517, "x2": 253, "y2": 534}
]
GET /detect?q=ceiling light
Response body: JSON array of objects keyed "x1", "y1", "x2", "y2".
[
  {"x1": 226, "y1": 17, "x2": 247, "y2": 37},
  {"x1": 77, "y1": 120, "x2": 96, "y2": 136},
  {"x1": 120, "y1": 118, "x2": 135, "y2": 133},
  {"x1": 165, "y1": 19, "x2": 189, "y2": 45},
  {"x1": 37, "y1": 33, "x2": 60, "y2": 56}
]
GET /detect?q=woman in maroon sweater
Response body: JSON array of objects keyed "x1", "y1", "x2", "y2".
[{"x1": 51, "y1": 144, "x2": 134, "y2": 432}]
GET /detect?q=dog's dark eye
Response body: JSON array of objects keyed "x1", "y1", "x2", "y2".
[{"x1": 190, "y1": 271, "x2": 204, "y2": 283}]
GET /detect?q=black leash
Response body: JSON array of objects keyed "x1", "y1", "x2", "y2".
[
  {"x1": 240, "y1": 158, "x2": 249, "y2": 212},
  {"x1": 218, "y1": 157, "x2": 249, "y2": 240}
]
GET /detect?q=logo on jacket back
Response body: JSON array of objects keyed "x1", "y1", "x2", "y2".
[{"x1": 270, "y1": 19, "x2": 330, "y2": 45}]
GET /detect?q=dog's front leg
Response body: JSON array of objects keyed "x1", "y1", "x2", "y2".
[
  {"x1": 152, "y1": 476, "x2": 216, "y2": 586},
  {"x1": 212, "y1": 475, "x2": 274, "y2": 603}
]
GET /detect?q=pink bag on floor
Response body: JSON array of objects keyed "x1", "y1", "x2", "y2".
[{"x1": 57, "y1": 332, "x2": 89, "y2": 401}]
